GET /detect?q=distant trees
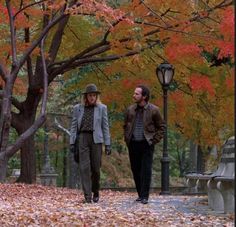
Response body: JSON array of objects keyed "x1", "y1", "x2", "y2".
[{"x1": 0, "y1": 0, "x2": 233, "y2": 183}]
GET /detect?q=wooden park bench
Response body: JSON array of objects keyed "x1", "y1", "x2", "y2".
[{"x1": 185, "y1": 136, "x2": 235, "y2": 213}]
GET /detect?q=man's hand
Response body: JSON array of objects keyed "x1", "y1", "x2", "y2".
[
  {"x1": 70, "y1": 144, "x2": 76, "y2": 153},
  {"x1": 105, "y1": 145, "x2": 111, "y2": 155}
]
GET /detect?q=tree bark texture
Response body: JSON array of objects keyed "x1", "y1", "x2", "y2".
[
  {"x1": 17, "y1": 135, "x2": 36, "y2": 183},
  {"x1": 14, "y1": 91, "x2": 41, "y2": 183},
  {"x1": 0, "y1": 152, "x2": 9, "y2": 182}
]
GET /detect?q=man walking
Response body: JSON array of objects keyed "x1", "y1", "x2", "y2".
[{"x1": 124, "y1": 85, "x2": 165, "y2": 204}]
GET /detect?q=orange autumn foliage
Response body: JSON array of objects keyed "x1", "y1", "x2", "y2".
[
  {"x1": 189, "y1": 74, "x2": 215, "y2": 97},
  {"x1": 0, "y1": 0, "x2": 233, "y2": 152}
]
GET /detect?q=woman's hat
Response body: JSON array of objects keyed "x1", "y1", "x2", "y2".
[{"x1": 82, "y1": 84, "x2": 100, "y2": 94}]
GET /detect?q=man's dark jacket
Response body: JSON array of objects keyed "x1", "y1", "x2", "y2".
[{"x1": 124, "y1": 103, "x2": 166, "y2": 146}]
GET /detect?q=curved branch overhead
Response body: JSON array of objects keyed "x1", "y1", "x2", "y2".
[{"x1": 0, "y1": 0, "x2": 234, "y2": 182}]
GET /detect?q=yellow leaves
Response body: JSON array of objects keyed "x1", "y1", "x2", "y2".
[
  {"x1": 109, "y1": 20, "x2": 137, "y2": 40},
  {"x1": 0, "y1": 0, "x2": 231, "y2": 149},
  {"x1": 131, "y1": 54, "x2": 141, "y2": 65},
  {"x1": 168, "y1": 83, "x2": 234, "y2": 146},
  {"x1": 109, "y1": 39, "x2": 143, "y2": 56},
  {"x1": 110, "y1": 40, "x2": 126, "y2": 55}
]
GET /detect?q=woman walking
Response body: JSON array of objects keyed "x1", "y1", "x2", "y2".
[{"x1": 70, "y1": 84, "x2": 111, "y2": 203}]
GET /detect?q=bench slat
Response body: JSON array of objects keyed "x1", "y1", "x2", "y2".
[
  {"x1": 214, "y1": 176, "x2": 235, "y2": 182},
  {"x1": 185, "y1": 136, "x2": 234, "y2": 213},
  {"x1": 220, "y1": 157, "x2": 235, "y2": 163}
]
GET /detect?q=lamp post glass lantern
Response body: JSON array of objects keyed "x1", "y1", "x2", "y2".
[
  {"x1": 156, "y1": 62, "x2": 175, "y2": 87},
  {"x1": 156, "y1": 62, "x2": 174, "y2": 195}
]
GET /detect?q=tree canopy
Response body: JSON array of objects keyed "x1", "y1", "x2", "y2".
[{"x1": 0, "y1": 0, "x2": 234, "y2": 182}]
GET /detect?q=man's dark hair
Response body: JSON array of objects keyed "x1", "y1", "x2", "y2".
[{"x1": 137, "y1": 85, "x2": 150, "y2": 102}]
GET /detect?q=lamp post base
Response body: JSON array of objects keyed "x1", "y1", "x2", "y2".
[{"x1": 160, "y1": 156, "x2": 170, "y2": 195}]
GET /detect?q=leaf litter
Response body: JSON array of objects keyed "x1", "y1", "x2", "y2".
[{"x1": 0, "y1": 183, "x2": 234, "y2": 226}]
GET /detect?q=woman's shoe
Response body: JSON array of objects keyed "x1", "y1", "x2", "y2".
[{"x1": 84, "y1": 196, "x2": 92, "y2": 203}]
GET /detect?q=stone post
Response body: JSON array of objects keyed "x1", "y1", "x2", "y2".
[{"x1": 39, "y1": 123, "x2": 58, "y2": 186}]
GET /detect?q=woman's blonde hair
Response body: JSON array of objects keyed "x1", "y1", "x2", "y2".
[{"x1": 81, "y1": 93, "x2": 102, "y2": 106}]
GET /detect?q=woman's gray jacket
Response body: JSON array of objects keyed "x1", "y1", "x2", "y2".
[{"x1": 70, "y1": 103, "x2": 111, "y2": 146}]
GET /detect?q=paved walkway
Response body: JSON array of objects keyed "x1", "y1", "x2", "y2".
[
  {"x1": 124, "y1": 194, "x2": 218, "y2": 215},
  {"x1": 96, "y1": 192, "x2": 234, "y2": 226},
  {"x1": 0, "y1": 184, "x2": 234, "y2": 226}
]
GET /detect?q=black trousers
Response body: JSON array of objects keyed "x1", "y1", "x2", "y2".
[{"x1": 128, "y1": 140, "x2": 154, "y2": 199}]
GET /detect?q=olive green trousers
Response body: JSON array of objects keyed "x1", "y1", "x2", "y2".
[{"x1": 78, "y1": 132, "x2": 102, "y2": 200}]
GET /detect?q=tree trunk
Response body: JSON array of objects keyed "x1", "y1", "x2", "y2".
[
  {"x1": 0, "y1": 79, "x2": 16, "y2": 182},
  {"x1": 16, "y1": 135, "x2": 36, "y2": 183},
  {"x1": 0, "y1": 81, "x2": 14, "y2": 155},
  {"x1": 15, "y1": 92, "x2": 41, "y2": 183},
  {"x1": 189, "y1": 140, "x2": 198, "y2": 173},
  {"x1": 179, "y1": 149, "x2": 186, "y2": 177},
  {"x1": 197, "y1": 145, "x2": 205, "y2": 173},
  {"x1": 0, "y1": 152, "x2": 9, "y2": 182}
]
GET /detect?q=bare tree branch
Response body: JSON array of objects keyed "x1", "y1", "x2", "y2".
[
  {"x1": 49, "y1": 41, "x2": 158, "y2": 77},
  {"x1": 6, "y1": 36, "x2": 49, "y2": 157},
  {"x1": 24, "y1": 26, "x2": 34, "y2": 86},
  {"x1": 40, "y1": 37, "x2": 48, "y2": 115},
  {"x1": 14, "y1": 13, "x2": 67, "y2": 78},
  {"x1": 48, "y1": 16, "x2": 70, "y2": 63},
  {"x1": 140, "y1": 0, "x2": 168, "y2": 26},
  {"x1": 54, "y1": 118, "x2": 70, "y2": 136},
  {"x1": 14, "y1": 0, "x2": 47, "y2": 19},
  {"x1": 6, "y1": 0, "x2": 17, "y2": 68}
]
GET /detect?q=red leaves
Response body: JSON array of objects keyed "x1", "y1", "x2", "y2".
[
  {"x1": 67, "y1": 0, "x2": 131, "y2": 27},
  {"x1": 122, "y1": 79, "x2": 134, "y2": 89},
  {"x1": 169, "y1": 91, "x2": 185, "y2": 111},
  {"x1": 217, "y1": 40, "x2": 234, "y2": 60},
  {"x1": 165, "y1": 36, "x2": 201, "y2": 63},
  {"x1": 189, "y1": 74, "x2": 215, "y2": 96},
  {"x1": 217, "y1": 7, "x2": 234, "y2": 59},
  {"x1": 121, "y1": 79, "x2": 147, "y2": 90},
  {"x1": 219, "y1": 7, "x2": 234, "y2": 40}
]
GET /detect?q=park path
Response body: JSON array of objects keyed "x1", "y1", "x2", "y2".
[{"x1": 0, "y1": 183, "x2": 234, "y2": 226}]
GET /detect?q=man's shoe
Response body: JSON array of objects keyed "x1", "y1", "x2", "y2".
[
  {"x1": 93, "y1": 192, "x2": 99, "y2": 203},
  {"x1": 141, "y1": 198, "x2": 148, "y2": 204},
  {"x1": 135, "y1": 197, "x2": 142, "y2": 202},
  {"x1": 93, "y1": 196, "x2": 99, "y2": 203}
]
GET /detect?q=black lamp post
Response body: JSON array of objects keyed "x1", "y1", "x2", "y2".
[{"x1": 156, "y1": 62, "x2": 175, "y2": 195}]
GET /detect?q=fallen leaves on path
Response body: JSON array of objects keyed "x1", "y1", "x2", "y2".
[{"x1": 0, "y1": 183, "x2": 234, "y2": 226}]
